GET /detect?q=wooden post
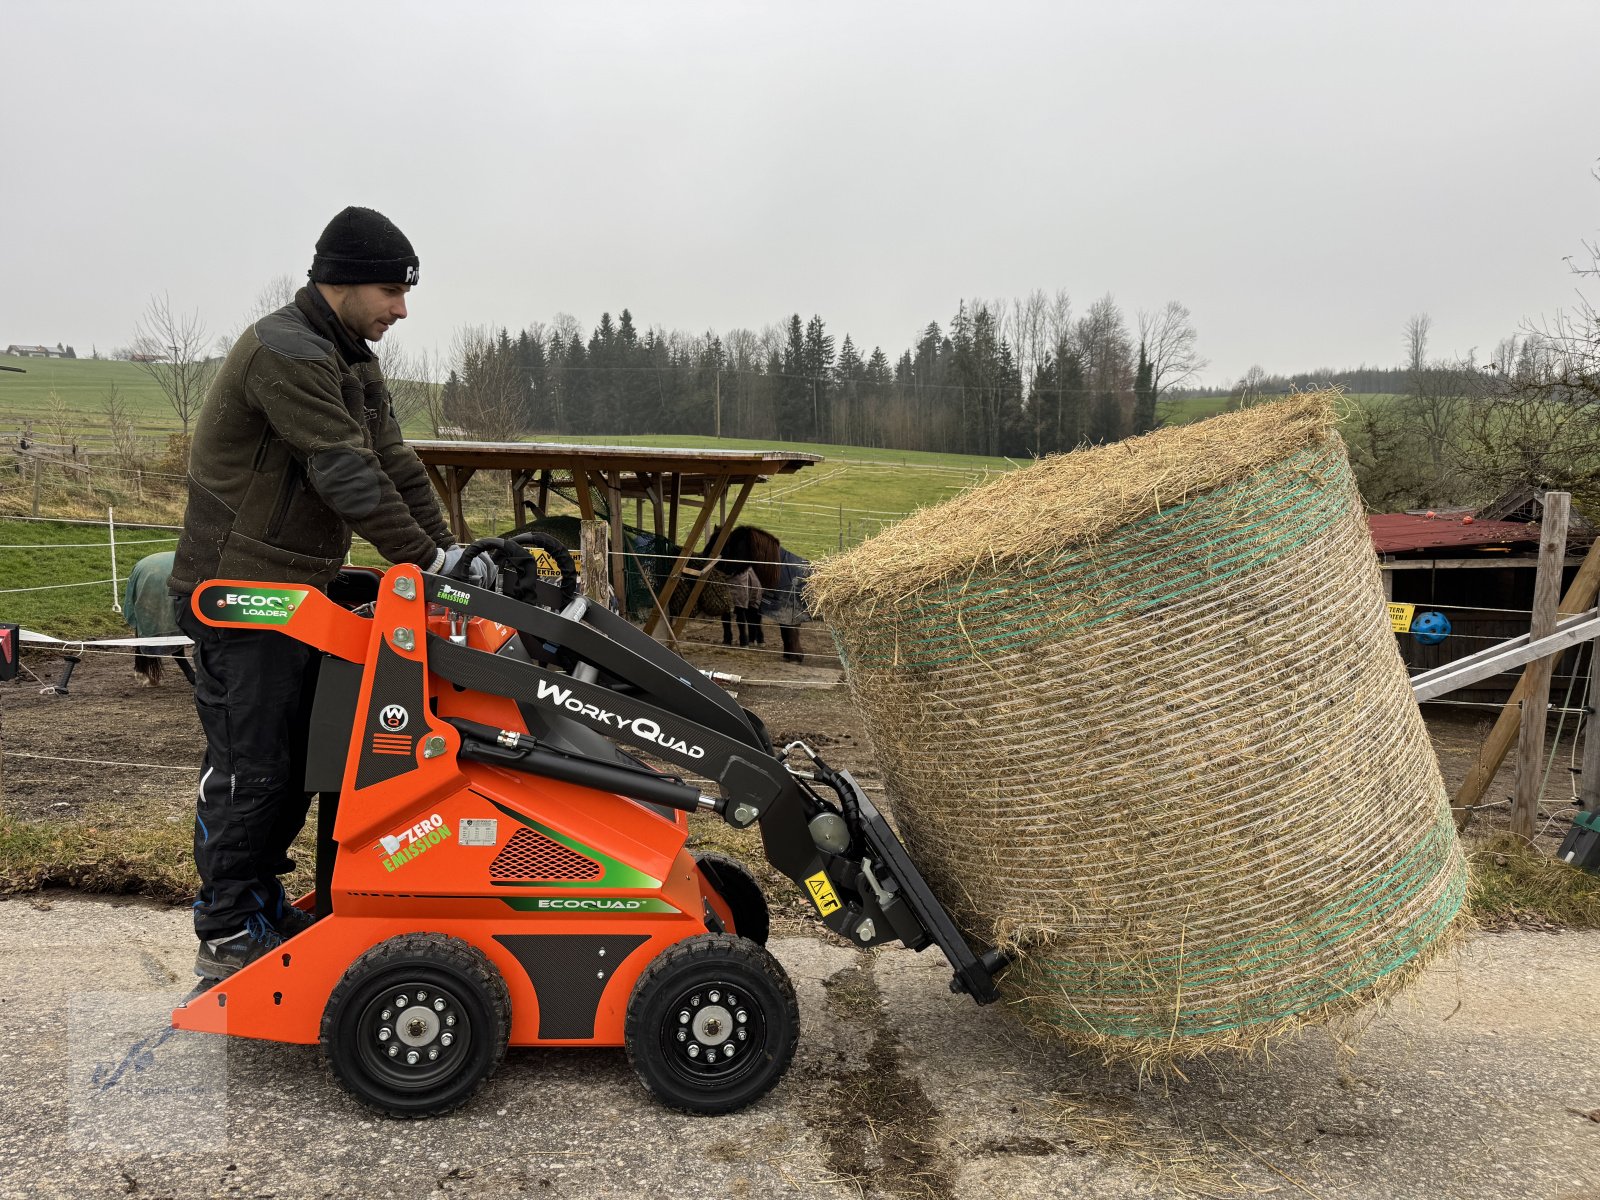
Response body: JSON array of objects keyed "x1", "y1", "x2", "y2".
[
  {"x1": 1456, "y1": 529, "x2": 1600, "y2": 827},
  {"x1": 580, "y1": 520, "x2": 612, "y2": 608},
  {"x1": 669, "y1": 476, "x2": 760, "y2": 642},
  {"x1": 1582, "y1": 638, "x2": 1600, "y2": 817},
  {"x1": 31, "y1": 457, "x2": 41, "y2": 518},
  {"x1": 605, "y1": 473, "x2": 627, "y2": 613},
  {"x1": 646, "y1": 475, "x2": 729, "y2": 636},
  {"x1": 1510, "y1": 492, "x2": 1569, "y2": 840}
]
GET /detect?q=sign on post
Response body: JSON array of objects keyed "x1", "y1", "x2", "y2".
[{"x1": 1387, "y1": 602, "x2": 1415, "y2": 634}]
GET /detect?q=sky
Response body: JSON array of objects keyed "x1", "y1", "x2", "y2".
[{"x1": 3, "y1": 0, "x2": 1597, "y2": 389}]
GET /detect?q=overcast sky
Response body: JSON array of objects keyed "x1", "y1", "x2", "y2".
[{"x1": 3, "y1": 1, "x2": 1596, "y2": 388}]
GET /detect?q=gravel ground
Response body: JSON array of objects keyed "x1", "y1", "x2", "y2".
[{"x1": 0, "y1": 894, "x2": 1597, "y2": 1200}]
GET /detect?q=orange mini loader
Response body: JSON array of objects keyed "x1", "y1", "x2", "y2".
[{"x1": 172, "y1": 537, "x2": 1010, "y2": 1116}]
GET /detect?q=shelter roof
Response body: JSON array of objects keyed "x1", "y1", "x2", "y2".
[
  {"x1": 409, "y1": 439, "x2": 820, "y2": 477},
  {"x1": 1368, "y1": 512, "x2": 1540, "y2": 555}
]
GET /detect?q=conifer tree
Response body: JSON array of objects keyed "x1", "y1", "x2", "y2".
[{"x1": 1132, "y1": 341, "x2": 1157, "y2": 435}]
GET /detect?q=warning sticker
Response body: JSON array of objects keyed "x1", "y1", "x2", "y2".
[
  {"x1": 459, "y1": 818, "x2": 498, "y2": 847},
  {"x1": 805, "y1": 870, "x2": 841, "y2": 916},
  {"x1": 1387, "y1": 602, "x2": 1416, "y2": 633}
]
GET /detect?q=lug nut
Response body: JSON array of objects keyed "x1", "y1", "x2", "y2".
[
  {"x1": 406, "y1": 1050, "x2": 419, "y2": 1065},
  {"x1": 428, "y1": 1048, "x2": 439, "y2": 1061},
  {"x1": 378, "y1": 1027, "x2": 392, "y2": 1041},
  {"x1": 433, "y1": 999, "x2": 446, "y2": 1011},
  {"x1": 440, "y1": 1032, "x2": 453, "y2": 1047},
  {"x1": 687, "y1": 1044, "x2": 700, "y2": 1058},
  {"x1": 444, "y1": 1014, "x2": 456, "y2": 1027},
  {"x1": 709, "y1": 990, "x2": 721, "y2": 1003},
  {"x1": 388, "y1": 1044, "x2": 399, "y2": 1058},
  {"x1": 394, "y1": 995, "x2": 408, "y2": 1008},
  {"x1": 416, "y1": 990, "x2": 428, "y2": 1003}
]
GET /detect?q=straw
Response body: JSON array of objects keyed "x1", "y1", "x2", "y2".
[{"x1": 811, "y1": 393, "x2": 1469, "y2": 1063}]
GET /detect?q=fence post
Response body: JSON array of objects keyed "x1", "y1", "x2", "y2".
[
  {"x1": 31, "y1": 458, "x2": 41, "y2": 518},
  {"x1": 1511, "y1": 491, "x2": 1570, "y2": 840},
  {"x1": 1582, "y1": 639, "x2": 1600, "y2": 817},
  {"x1": 580, "y1": 520, "x2": 613, "y2": 609},
  {"x1": 108, "y1": 507, "x2": 123, "y2": 614}
]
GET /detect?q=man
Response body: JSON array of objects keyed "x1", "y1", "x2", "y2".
[{"x1": 170, "y1": 205, "x2": 489, "y2": 980}]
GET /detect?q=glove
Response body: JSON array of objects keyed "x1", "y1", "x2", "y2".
[{"x1": 436, "y1": 544, "x2": 497, "y2": 590}]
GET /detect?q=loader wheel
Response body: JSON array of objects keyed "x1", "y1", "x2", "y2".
[
  {"x1": 624, "y1": 933, "x2": 798, "y2": 1114},
  {"x1": 321, "y1": 933, "x2": 510, "y2": 1118},
  {"x1": 694, "y1": 852, "x2": 770, "y2": 945}
]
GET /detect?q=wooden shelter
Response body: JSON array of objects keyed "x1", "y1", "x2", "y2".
[
  {"x1": 1372, "y1": 507, "x2": 1591, "y2": 704},
  {"x1": 410, "y1": 440, "x2": 820, "y2": 639}
]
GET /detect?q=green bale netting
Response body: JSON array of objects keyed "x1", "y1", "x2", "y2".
[{"x1": 808, "y1": 394, "x2": 1468, "y2": 1062}]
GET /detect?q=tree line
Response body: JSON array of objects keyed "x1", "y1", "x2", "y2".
[{"x1": 393, "y1": 292, "x2": 1204, "y2": 458}]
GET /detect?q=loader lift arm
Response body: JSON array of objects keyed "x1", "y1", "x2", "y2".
[{"x1": 419, "y1": 567, "x2": 1011, "y2": 1004}]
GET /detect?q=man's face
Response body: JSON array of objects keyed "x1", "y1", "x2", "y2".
[{"x1": 327, "y1": 283, "x2": 410, "y2": 341}]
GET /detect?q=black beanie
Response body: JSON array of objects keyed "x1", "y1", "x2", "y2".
[{"x1": 309, "y1": 206, "x2": 420, "y2": 286}]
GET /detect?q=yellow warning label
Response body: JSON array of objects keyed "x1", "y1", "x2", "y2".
[
  {"x1": 805, "y1": 870, "x2": 841, "y2": 916},
  {"x1": 1387, "y1": 602, "x2": 1415, "y2": 634},
  {"x1": 530, "y1": 549, "x2": 564, "y2": 584}
]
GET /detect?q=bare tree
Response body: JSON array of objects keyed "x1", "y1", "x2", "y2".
[
  {"x1": 1232, "y1": 364, "x2": 1268, "y2": 408},
  {"x1": 131, "y1": 293, "x2": 214, "y2": 437},
  {"x1": 379, "y1": 342, "x2": 446, "y2": 436},
  {"x1": 446, "y1": 325, "x2": 525, "y2": 442},
  {"x1": 1455, "y1": 304, "x2": 1600, "y2": 511},
  {"x1": 1396, "y1": 312, "x2": 1469, "y2": 495},
  {"x1": 101, "y1": 383, "x2": 144, "y2": 474},
  {"x1": 1137, "y1": 301, "x2": 1206, "y2": 396}
]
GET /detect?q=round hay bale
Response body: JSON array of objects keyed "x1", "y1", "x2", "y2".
[{"x1": 808, "y1": 393, "x2": 1468, "y2": 1062}]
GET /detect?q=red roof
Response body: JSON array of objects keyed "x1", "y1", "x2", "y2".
[{"x1": 1368, "y1": 513, "x2": 1540, "y2": 555}]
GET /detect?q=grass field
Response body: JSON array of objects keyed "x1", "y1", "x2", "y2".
[
  {"x1": 0, "y1": 358, "x2": 1400, "y2": 641},
  {"x1": 0, "y1": 355, "x2": 174, "y2": 431}
]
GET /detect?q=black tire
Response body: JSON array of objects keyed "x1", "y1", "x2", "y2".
[
  {"x1": 694, "y1": 852, "x2": 770, "y2": 946},
  {"x1": 321, "y1": 933, "x2": 510, "y2": 1118},
  {"x1": 624, "y1": 934, "x2": 798, "y2": 1115}
]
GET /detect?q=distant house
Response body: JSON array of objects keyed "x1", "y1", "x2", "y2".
[{"x1": 4, "y1": 343, "x2": 75, "y2": 359}]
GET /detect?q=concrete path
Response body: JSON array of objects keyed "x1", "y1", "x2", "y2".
[{"x1": 1, "y1": 894, "x2": 1597, "y2": 1200}]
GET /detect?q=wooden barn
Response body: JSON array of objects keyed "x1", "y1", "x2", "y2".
[{"x1": 1374, "y1": 490, "x2": 1594, "y2": 706}]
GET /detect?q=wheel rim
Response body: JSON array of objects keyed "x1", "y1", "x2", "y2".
[
  {"x1": 353, "y1": 980, "x2": 473, "y2": 1091},
  {"x1": 658, "y1": 978, "x2": 766, "y2": 1087}
]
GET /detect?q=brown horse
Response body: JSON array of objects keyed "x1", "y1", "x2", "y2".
[{"x1": 704, "y1": 525, "x2": 809, "y2": 663}]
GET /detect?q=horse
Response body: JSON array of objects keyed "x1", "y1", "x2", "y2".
[
  {"x1": 124, "y1": 551, "x2": 194, "y2": 686},
  {"x1": 706, "y1": 525, "x2": 812, "y2": 663}
]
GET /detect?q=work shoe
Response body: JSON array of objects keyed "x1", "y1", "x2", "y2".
[
  {"x1": 276, "y1": 904, "x2": 318, "y2": 937},
  {"x1": 194, "y1": 914, "x2": 285, "y2": 980}
]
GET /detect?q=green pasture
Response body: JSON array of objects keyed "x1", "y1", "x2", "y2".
[
  {"x1": 0, "y1": 517, "x2": 177, "y2": 638},
  {"x1": 0, "y1": 355, "x2": 174, "y2": 430},
  {"x1": 0, "y1": 441, "x2": 1010, "y2": 638}
]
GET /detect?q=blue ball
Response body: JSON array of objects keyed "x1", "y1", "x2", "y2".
[{"x1": 1412, "y1": 610, "x2": 1451, "y2": 645}]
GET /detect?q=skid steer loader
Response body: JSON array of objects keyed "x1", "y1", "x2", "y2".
[{"x1": 172, "y1": 536, "x2": 1010, "y2": 1116}]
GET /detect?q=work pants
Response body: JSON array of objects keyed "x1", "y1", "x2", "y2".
[{"x1": 175, "y1": 599, "x2": 320, "y2": 939}]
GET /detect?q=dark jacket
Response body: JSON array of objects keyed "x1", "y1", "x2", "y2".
[{"x1": 171, "y1": 287, "x2": 452, "y2": 594}]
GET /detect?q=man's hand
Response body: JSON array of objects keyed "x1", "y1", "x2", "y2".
[{"x1": 435, "y1": 544, "x2": 497, "y2": 590}]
